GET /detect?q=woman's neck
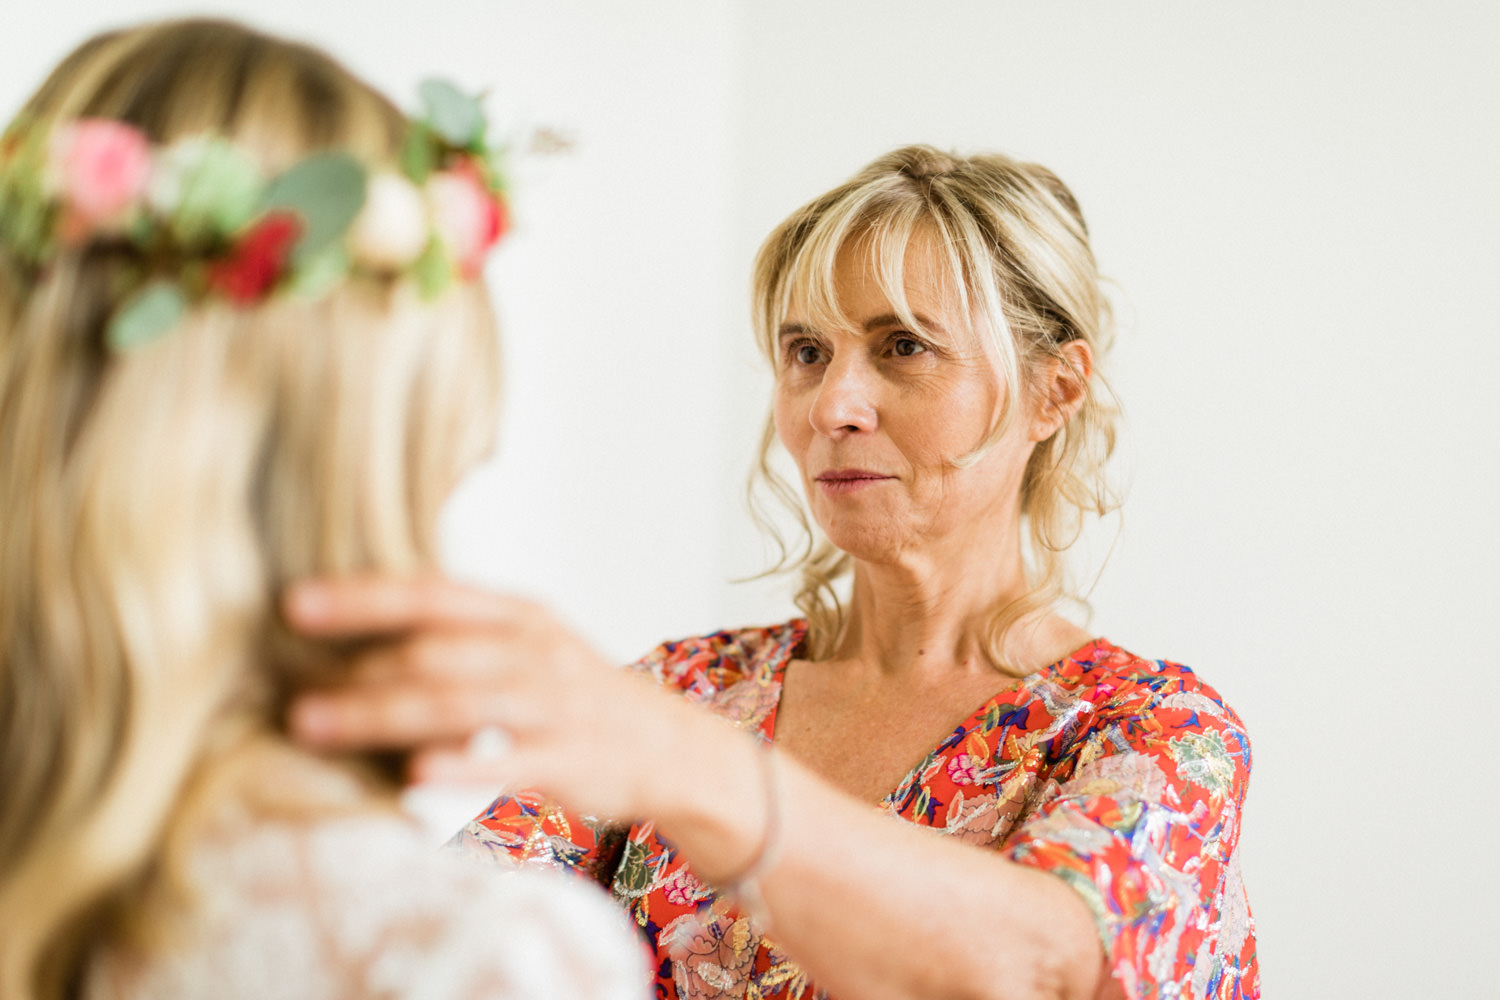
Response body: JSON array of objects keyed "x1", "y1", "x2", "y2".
[{"x1": 832, "y1": 547, "x2": 1088, "y2": 680}]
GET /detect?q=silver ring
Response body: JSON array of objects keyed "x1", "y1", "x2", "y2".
[{"x1": 466, "y1": 725, "x2": 511, "y2": 762}]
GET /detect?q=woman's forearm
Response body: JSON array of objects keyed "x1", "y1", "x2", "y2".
[{"x1": 648, "y1": 710, "x2": 1106, "y2": 1000}]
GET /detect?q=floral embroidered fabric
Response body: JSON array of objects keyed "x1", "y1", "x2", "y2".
[{"x1": 453, "y1": 620, "x2": 1259, "y2": 1000}]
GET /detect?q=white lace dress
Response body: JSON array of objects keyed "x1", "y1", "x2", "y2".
[{"x1": 84, "y1": 813, "x2": 649, "y2": 1000}]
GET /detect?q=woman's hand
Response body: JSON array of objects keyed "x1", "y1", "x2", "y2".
[{"x1": 283, "y1": 574, "x2": 699, "y2": 819}]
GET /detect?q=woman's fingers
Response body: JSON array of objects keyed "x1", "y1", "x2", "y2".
[
  {"x1": 291, "y1": 674, "x2": 515, "y2": 749},
  {"x1": 283, "y1": 574, "x2": 540, "y2": 638},
  {"x1": 279, "y1": 573, "x2": 660, "y2": 814},
  {"x1": 286, "y1": 625, "x2": 607, "y2": 749},
  {"x1": 409, "y1": 745, "x2": 514, "y2": 787},
  {"x1": 340, "y1": 632, "x2": 523, "y2": 686}
]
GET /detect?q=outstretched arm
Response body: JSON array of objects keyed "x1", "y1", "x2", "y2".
[{"x1": 286, "y1": 575, "x2": 1116, "y2": 1000}]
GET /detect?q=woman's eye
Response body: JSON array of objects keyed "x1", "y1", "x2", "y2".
[
  {"x1": 794, "y1": 343, "x2": 824, "y2": 365},
  {"x1": 892, "y1": 336, "x2": 926, "y2": 358}
]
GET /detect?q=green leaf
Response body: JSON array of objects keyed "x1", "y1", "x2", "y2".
[
  {"x1": 411, "y1": 239, "x2": 452, "y2": 299},
  {"x1": 108, "y1": 282, "x2": 185, "y2": 351},
  {"x1": 286, "y1": 243, "x2": 351, "y2": 299},
  {"x1": 418, "y1": 79, "x2": 484, "y2": 147},
  {"x1": 400, "y1": 122, "x2": 436, "y2": 184},
  {"x1": 483, "y1": 151, "x2": 510, "y2": 194},
  {"x1": 6, "y1": 198, "x2": 50, "y2": 263},
  {"x1": 0, "y1": 162, "x2": 53, "y2": 264},
  {"x1": 260, "y1": 153, "x2": 367, "y2": 266},
  {"x1": 165, "y1": 138, "x2": 263, "y2": 245}
]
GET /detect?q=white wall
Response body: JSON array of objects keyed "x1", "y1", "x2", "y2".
[
  {"x1": 4, "y1": 2, "x2": 1496, "y2": 996},
  {"x1": 727, "y1": 3, "x2": 1500, "y2": 997}
]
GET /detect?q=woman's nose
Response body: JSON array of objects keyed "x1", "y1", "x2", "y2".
[{"x1": 809, "y1": 357, "x2": 878, "y2": 436}]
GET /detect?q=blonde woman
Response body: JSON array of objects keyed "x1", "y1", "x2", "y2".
[
  {"x1": 290, "y1": 148, "x2": 1259, "y2": 1000},
  {"x1": 0, "y1": 18, "x2": 646, "y2": 1000}
]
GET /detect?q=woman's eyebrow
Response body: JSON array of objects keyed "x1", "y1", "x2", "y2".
[
  {"x1": 778, "y1": 315, "x2": 949, "y2": 339},
  {"x1": 864, "y1": 313, "x2": 946, "y2": 335}
]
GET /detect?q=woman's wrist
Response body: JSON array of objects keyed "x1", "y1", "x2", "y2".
[
  {"x1": 714, "y1": 746, "x2": 782, "y2": 927},
  {"x1": 643, "y1": 703, "x2": 775, "y2": 887}
]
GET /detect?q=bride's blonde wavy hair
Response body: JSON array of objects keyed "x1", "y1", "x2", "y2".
[
  {"x1": 0, "y1": 21, "x2": 501, "y2": 1000},
  {"x1": 750, "y1": 145, "x2": 1119, "y2": 671}
]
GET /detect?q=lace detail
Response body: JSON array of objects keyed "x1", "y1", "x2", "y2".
[{"x1": 85, "y1": 814, "x2": 648, "y2": 1000}]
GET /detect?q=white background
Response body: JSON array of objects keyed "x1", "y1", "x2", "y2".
[{"x1": 4, "y1": 2, "x2": 1496, "y2": 996}]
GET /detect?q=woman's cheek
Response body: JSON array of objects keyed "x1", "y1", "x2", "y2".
[{"x1": 771, "y1": 391, "x2": 807, "y2": 455}]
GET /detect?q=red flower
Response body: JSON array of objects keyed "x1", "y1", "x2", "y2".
[{"x1": 207, "y1": 212, "x2": 303, "y2": 304}]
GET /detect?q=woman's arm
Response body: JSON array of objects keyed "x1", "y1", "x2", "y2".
[
  {"x1": 286, "y1": 576, "x2": 1113, "y2": 1000},
  {"x1": 657, "y1": 723, "x2": 1115, "y2": 1000}
]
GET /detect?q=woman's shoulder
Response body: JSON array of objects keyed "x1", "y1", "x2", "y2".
[
  {"x1": 629, "y1": 618, "x2": 807, "y2": 696},
  {"x1": 88, "y1": 813, "x2": 646, "y2": 1000},
  {"x1": 1054, "y1": 638, "x2": 1247, "y2": 730},
  {"x1": 1037, "y1": 639, "x2": 1253, "y2": 795}
]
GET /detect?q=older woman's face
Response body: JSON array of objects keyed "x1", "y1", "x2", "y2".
[{"x1": 773, "y1": 234, "x2": 1043, "y2": 565}]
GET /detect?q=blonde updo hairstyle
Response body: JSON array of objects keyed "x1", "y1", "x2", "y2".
[
  {"x1": 751, "y1": 145, "x2": 1118, "y2": 671},
  {"x1": 0, "y1": 20, "x2": 501, "y2": 1000}
]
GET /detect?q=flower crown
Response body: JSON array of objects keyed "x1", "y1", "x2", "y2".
[{"x1": 0, "y1": 80, "x2": 508, "y2": 350}]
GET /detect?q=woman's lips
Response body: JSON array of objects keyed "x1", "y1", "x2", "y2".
[{"x1": 814, "y1": 469, "x2": 895, "y2": 494}]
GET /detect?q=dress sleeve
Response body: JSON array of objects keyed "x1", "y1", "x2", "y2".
[
  {"x1": 450, "y1": 629, "x2": 758, "y2": 883},
  {"x1": 450, "y1": 789, "x2": 628, "y2": 886},
  {"x1": 1002, "y1": 662, "x2": 1258, "y2": 1000}
]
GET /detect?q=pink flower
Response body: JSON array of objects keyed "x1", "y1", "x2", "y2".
[
  {"x1": 946, "y1": 753, "x2": 981, "y2": 786},
  {"x1": 49, "y1": 119, "x2": 152, "y2": 239},
  {"x1": 661, "y1": 866, "x2": 708, "y2": 907},
  {"x1": 427, "y1": 159, "x2": 505, "y2": 278}
]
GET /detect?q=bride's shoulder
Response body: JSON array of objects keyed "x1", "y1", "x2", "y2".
[{"x1": 87, "y1": 812, "x2": 645, "y2": 1000}]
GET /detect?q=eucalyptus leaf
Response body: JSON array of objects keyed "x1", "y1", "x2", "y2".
[
  {"x1": 260, "y1": 153, "x2": 367, "y2": 265},
  {"x1": 14, "y1": 199, "x2": 51, "y2": 260},
  {"x1": 108, "y1": 282, "x2": 185, "y2": 352},
  {"x1": 412, "y1": 239, "x2": 452, "y2": 300},
  {"x1": 1, "y1": 169, "x2": 53, "y2": 263},
  {"x1": 400, "y1": 123, "x2": 436, "y2": 184},
  {"x1": 482, "y1": 145, "x2": 510, "y2": 191},
  {"x1": 286, "y1": 243, "x2": 351, "y2": 299},
  {"x1": 419, "y1": 79, "x2": 483, "y2": 148}
]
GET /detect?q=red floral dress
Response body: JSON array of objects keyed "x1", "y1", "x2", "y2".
[{"x1": 452, "y1": 620, "x2": 1260, "y2": 1000}]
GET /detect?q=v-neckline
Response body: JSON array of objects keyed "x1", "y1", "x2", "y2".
[{"x1": 757, "y1": 622, "x2": 1106, "y2": 809}]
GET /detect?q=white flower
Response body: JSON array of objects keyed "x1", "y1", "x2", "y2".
[
  {"x1": 347, "y1": 172, "x2": 429, "y2": 270},
  {"x1": 145, "y1": 136, "x2": 262, "y2": 241},
  {"x1": 145, "y1": 136, "x2": 207, "y2": 215}
]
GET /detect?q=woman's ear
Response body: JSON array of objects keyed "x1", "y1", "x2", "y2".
[{"x1": 1029, "y1": 339, "x2": 1093, "y2": 442}]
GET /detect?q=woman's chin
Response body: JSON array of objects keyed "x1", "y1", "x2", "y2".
[{"x1": 816, "y1": 522, "x2": 912, "y2": 566}]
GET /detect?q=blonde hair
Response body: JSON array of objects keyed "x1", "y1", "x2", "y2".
[
  {"x1": 0, "y1": 20, "x2": 501, "y2": 1000},
  {"x1": 750, "y1": 144, "x2": 1118, "y2": 670}
]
